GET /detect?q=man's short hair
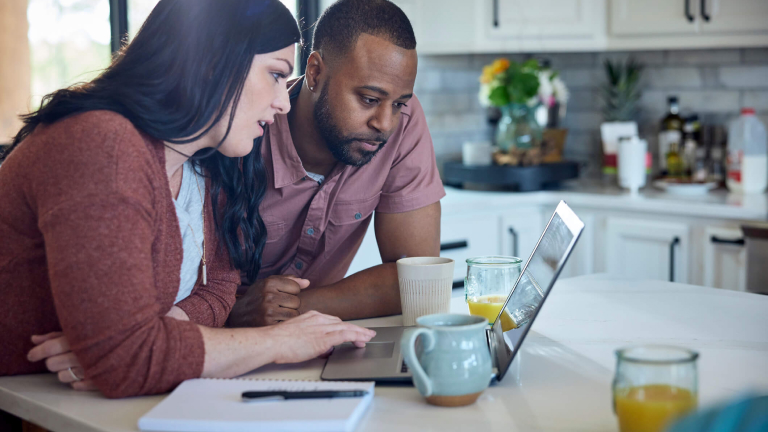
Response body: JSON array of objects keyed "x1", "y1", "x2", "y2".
[{"x1": 312, "y1": 0, "x2": 416, "y2": 61}]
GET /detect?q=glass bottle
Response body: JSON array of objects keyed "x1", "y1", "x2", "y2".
[
  {"x1": 682, "y1": 115, "x2": 700, "y2": 178},
  {"x1": 658, "y1": 97, "x2": 684, "y2": 176},
  {"x1": 666, "y1": 142, "x2": 684, "y2": 178}
]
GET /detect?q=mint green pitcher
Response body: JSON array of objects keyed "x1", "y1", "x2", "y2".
[{"x1": 401, "y1": 314, "x2": 493, "y2": 407}]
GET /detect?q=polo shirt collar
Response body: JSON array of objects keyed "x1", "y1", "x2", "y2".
[{"x1": 269, "y1": 77, "x2": 306, "y2": 189}]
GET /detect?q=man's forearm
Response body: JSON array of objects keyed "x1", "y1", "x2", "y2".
[{"x1": 297, "y1": 263, "x2": 401, "y2": 320}]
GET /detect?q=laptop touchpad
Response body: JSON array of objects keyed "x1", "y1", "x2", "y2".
[{"x1": 335, "y1": 341, "x2": 395, "y2": 359}]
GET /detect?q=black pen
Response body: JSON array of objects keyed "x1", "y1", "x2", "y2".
[{"x1": 241, "y1": 390, "x2": 369, "y2": 402}]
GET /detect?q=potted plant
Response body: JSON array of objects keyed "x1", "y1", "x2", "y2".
[
  {"x1": 599, "y1": 58, "x2": 644, "y2": 177},
  {"x1": 479, "y1": 58, "x2": 568, "y2": 165}
]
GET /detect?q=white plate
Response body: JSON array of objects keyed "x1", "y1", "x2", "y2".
[{"x1": 652, "y1": 180, "x2": 719, "y2": 195}]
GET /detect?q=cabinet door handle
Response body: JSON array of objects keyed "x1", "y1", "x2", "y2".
[
  {"x1": 685, "y1": 0, "x2": 695, "y2": 22},
  {"x1": 669, "y1": 237, "x2": 680, "y2": 282},
  {"x1": 700, "y1": 0, "x2": 711, "y2": 21},
  {"x1": 440, "y1": 240, "x2": 468, "y2": 251},
  {"x1": 710, "y1": 236, "x2": 745, "y2": 246},
  {"x1": 509, "y1": 227, "x2": 518, "y2": 257},
  {"x1": 493, "y1": 0, "x2": 499, "y2": 27}
]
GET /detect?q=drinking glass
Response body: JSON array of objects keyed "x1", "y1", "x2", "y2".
[
  {"x1": 613, "y1": 346, "x2": 699, "y2": 432},
  {"x1": 464, "y1": 256, "x2": 522, "y2": 331}
]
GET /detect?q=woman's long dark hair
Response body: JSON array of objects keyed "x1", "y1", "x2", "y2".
[{"x1": 2, "y1": 0, "x2": 300, "y2": 281}]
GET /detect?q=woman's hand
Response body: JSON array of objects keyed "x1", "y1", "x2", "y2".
[
  {"x1": 27, "y1": 307, "x2": 191, "y2": 390},
  {"x1": 263, "y1": 311, "x2": 376, "y2": 364},
  {"x1": 27, "y1": 332, "x2": 97, "y2": 391}
]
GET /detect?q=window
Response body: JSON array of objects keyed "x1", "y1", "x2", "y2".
[
  {"x1": 27, "y1": 0, "x2": 112, "y2": 106},
  {"x1": 127, "y1": 0, "x2": 160, "y2": 40},
  {"x1": 127, "y1": 0, "x2": 297, "y2": 41},
  {"x1": 25, "y1": 0, "x2": 303, "y2": 109}
]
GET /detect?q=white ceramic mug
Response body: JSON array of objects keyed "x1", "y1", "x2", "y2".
[
  {"x1": 396, "y1": 257, "x2": 455, "y2": 326},
  {"x1": 462, "y1": 142, "x2": 493, "y2": 166}
]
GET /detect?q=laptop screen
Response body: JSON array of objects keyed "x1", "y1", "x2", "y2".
[{"x1": 490, "y1": 201, "x2": 584, "y2": 382}]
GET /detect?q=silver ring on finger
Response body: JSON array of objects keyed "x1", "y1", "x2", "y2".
[{"x1": 67, "y1": 367, "x2": 82, "y2": 382}]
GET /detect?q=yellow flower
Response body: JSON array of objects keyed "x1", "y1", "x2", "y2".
[
  {"x1": 480, "y1": 65, "x2": 495, "y2": 83},
  {"x1": 491, "y1": 58, "x2": 510, "y2": 74}
]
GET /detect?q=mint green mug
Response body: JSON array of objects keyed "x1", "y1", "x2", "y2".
[{"x1": 401, "y1": 313, "x2": 493, "y2": 407}]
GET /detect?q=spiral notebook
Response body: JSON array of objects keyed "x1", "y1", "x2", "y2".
[{"x1": 138, "y1": 378, "x2": 375, "y2": 432}]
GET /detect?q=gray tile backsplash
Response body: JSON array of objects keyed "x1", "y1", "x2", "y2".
[{"x1": 416, "y1": 48, "x2": 768, "y2": 178}]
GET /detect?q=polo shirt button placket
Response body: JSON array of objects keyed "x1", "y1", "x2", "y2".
[
  {"x1": 354, "y1": 212, "x2": 362, "y2": 220},
  {"x1": 295, "y1": 261, "x2": 303, "y2": 270},
  {"x1": 306, "y1": 227, "x2": 314, "y2": 236}
]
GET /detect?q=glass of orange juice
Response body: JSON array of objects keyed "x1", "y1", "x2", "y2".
[
  {"x1": 465, "y1": 256, "x2": 522, "y2": 332},
  {"x1": 613, "y1": 346, "x2": 699, "y2": 432}
]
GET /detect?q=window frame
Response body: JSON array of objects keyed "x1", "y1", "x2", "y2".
[{"x1": 109, "y1": 0, "x2": 314, "y2": 69}]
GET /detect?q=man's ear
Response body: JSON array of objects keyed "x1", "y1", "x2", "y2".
[{"x1": 305, "y1": 51, "x2": 325, "y2": 93}]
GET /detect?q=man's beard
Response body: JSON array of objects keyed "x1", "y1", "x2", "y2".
[{"x1": 313, "y1": 83, "x2": 388, "y2": 167}]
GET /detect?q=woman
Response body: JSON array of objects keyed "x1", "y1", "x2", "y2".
[{"x1": 0, "y1": 0, "x2": 373, "y2": 399}]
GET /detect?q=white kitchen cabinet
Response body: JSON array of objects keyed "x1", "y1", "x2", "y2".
[
  {"x1": 609, "y1": 0, "x2": 699, "y2": 36},
  {"x1": 702, "y1": 226, "x2": 747, "y2": 291},
  {"x1": 557, "y1": 210, "x2": 596, "y2": 279},
  {"x1": 609, "y1": 0, "x2": 768, "y2": 36},
  {"x1": 440, "y1": 211, "x2": 501, "y2": 284},
  {"x1": 501, "y1": 207, "x2": 544, "y2": 262},
  {"x1": 608, "y1": 0, "x2": 768, "y2": 50},
  {"x1": 605, "y1": 217, "x2": 690, "y2": 283},
  {"x1": 478, "y1": 0, "x2": 607, "y2": 52},
  {"x1": 345, "y1": 210, "x2": 501, "y2": 284},
  {"x1": 324, "y1": 0, "x2": 767, "y2": 54},
  {"x1": 699, "y1": 0, "x2": 768, "y2": 35},
  {"x1": 389, "y1": 0, "x2": 476, "y2": 54}
]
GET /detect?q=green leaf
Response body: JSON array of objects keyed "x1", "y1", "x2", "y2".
[
  {"x1": 522, "y1": 58, "x2": 540, "y2": 71},
  {"x1": 488, "y1": 86, "x2": 510, "y2": 107}
]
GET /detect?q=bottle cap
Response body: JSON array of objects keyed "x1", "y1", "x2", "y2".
[{"x1": 741, "y1": 108, "x2": 755, "y2": 115}]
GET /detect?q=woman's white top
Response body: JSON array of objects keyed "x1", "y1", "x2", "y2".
[{"x1": 172, "y1": 161, "x2": 206, "y2": 304}]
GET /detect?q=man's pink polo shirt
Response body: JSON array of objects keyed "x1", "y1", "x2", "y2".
[{"x1": 256, "y1": 78, "x2": 445, "y2": 287}]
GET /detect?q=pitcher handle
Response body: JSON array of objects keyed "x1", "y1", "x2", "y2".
[{"x1": 401, "y1": 327, "x2": 436, "y2": 397}]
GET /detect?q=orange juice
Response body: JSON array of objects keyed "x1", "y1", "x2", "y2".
[
  {"x1": 614, "y1": 384, "x2": 697, "y2": 432},
  {"x1": 467, "y1": 295, "x2": 517, "y2": 332}
]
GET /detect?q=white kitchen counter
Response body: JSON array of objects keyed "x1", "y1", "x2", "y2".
[
  {"x1": 442, "y1": 182, "x2": 768, "y2": 222},
  {"x1": 2, "y1": 274, "x2": 767, "y2": 432}
]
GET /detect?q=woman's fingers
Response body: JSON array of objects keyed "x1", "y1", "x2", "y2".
[
  {"x1": 45, "y1": 352, "x2": 80, "y2": 373},
  {"x1": 27, "y1": 336, "x2": 71, "y2": 362},
  {"x1": 71, "y1": 379, "x2": 98, "y2": 391},
  {"x1": 323, "y1": 324, "x2": 376, "y2": 346},
  {"x1": 31, "y1": 332, "x2": 63, "y2": 345},
  {"x1": 56, "y1": 366, "x2": 85, "y2": 384}
]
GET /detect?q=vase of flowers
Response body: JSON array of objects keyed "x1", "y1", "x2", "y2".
[
  {"x1": 479, "y1": 59, "x2": 569, "y2": 158},
  {"x1": 496, "y1": 103, "x2": 539, "y2": 152}
]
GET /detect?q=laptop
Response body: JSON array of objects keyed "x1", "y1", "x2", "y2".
[{"x1": 321, "y1": 200, "x2": 585, "y2": 383}]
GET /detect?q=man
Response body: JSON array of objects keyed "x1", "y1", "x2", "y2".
[{"x1": 228, "y1": 0, "x2": 445, "y2": 327}]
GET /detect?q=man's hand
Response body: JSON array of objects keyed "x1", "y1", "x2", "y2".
[{"x1": 228, "y1": 275, "x2": 310, "y2": 327}]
